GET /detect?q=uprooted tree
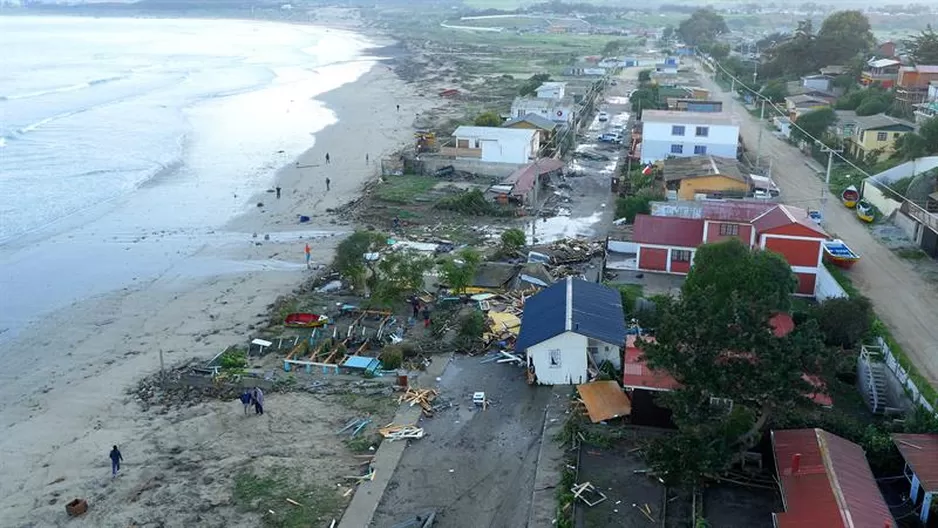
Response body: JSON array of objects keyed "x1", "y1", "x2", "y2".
[
  {"x1": 639, "y1": 239, "x2": 828, "y2": 486},
  {"x1": 334, "y1": 230, "x2": 385, "y2": 290}
]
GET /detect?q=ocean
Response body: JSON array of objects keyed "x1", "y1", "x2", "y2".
[{"x1": 0, "y1": 16, "x2": 376, "y2": 339}]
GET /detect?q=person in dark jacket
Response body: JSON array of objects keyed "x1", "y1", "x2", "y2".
[
  {"x1": 110, "y1": 446, "x2": 123, "y2": 477},
  {"x1": 239, "y1": 391, "x2": 252, "y2": 416}
]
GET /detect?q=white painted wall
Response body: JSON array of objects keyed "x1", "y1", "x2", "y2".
[
  {"x1": 511, "y1": 98, "x2": 575, "y2": 123},
  {"x1": 640, "y1": 120, "x2": 739, "y2": 163},
  {"x1": 589, "y1": 338, "x2": 621, "y2": 370},
  {"x1": 527, "y1": 332, "x2": 588, "y2": 385},
  {"x1": 814, "y1": 265, "x2": 848, "y2": 301},
  {"x1": 802, "y1": 77, "x2": 832, "y2": 92}
]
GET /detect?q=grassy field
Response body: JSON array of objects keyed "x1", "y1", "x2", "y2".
[
  {"x1": 374, "y1": 175, "x2": 439, "y2": 204},
  {"x1": 233, "y1": 469, "x2": 342, "y2": 528}
]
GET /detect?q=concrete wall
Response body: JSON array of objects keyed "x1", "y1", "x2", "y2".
[
  {"x1": 895, "y1": 210, "x2": 923, "y2": 244},
  {"x1": 528, "y1": 331, "x2": 588, "y2": 385},
  {"x1": 862, "y1": 181, "x2": 903, "y2": 218},
  {"x1": 589, "y1": 337, "x2": 621, "y2": 370},
  {"x1": 607, "y1": 240, "x2": 638, "y2": 253},
  {"x1": 814, "y1": 265, "x2": 848, "y2": 301},
  {"x1": 418, "y1": 155, "x2": 527, "y2": 178},
  {"x1": 678, "y1": 176, "x2": 750, "y2": 200}
]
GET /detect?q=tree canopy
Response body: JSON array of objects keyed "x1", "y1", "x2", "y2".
[
  {"x1": 791, "y1": 107, "x2": 836, "y2": 144},
  {"x1": 474, "y1": 111, "x2": 503, "y2": 127},
  {"x1": 903, "y1": 24, "x2": 938, "y2": 65},
  {"x1": 439, "y1": 248, "x2": 482, "y2": 294},
  {"x1": 519, "y1": 73, "x2": 550, "y2": 97},
  {"x1": 334, "y1": 230, "x2": 385, "y2": 290},
  {"x1": 677, "y1": 8, "x2": 728, "y2": 47},
  {"x1": 815, "y1": 10, "x2": 874, "y2": 66},
  {"x1": 892, "y1": 117, "x2": 938, "y2": 161},
  {"x1": 640, "y1": 239, "x2": 828, "y2": 485}
]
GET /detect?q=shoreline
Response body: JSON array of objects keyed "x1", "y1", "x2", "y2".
[{"x1": 0, "y1": 13, "x2": 441, "y2": 525}]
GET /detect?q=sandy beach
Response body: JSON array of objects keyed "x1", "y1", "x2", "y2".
[{"x1": 0, "y1": 25, "x2": 439, "y2": 526}]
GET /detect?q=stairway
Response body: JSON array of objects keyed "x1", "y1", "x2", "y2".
[{"x1": 866, "y1": 361, "x2": 888, "y2": 415}]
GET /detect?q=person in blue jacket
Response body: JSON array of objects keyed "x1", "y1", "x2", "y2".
[{"x1": 109, "y1": 446, "x2": 123, "y2": 477}]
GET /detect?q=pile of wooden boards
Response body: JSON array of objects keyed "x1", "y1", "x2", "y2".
[
  {"x1": 398, "y1": 387, "x2": 439, "y2": 415},
  {"x1": 379, "y1": 424, "x2": 425, "y2": 441},
  {"x1": 570, "y1": 482, "x2": 606, "y2": 507}
]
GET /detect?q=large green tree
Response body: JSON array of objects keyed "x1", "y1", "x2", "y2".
[
  {"x1": 640, "y1": 239, "x2": 828, "y2": 486},
  {"x1": 791, "y1": 107, "x2": 836, "y2": 144},
  {"x1": 892, "y1": 117, "x2": 938, "y2": 161},
  {"x1": 677, "y1": 8, "x2": 728, "y2": 47},
  {"x1": 334, "y1": 230, "x2": 385, "y2": 290},
  {"x1": 903, "y1": 25, "x2": 938, "y2": 65},
  {"x1": 759, "y1": 19, "x2": 818, "y2": 78},
  {"x1": 815, "y1": 10, "x2": 874, "y2": 66},
  {"x1": 370, "y1": 249, "x2": 434, "y2": 308}
]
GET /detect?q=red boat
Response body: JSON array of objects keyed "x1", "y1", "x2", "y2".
[
  {"x1": 822, "y1": 239, "x2": 860, "y2": 269},
  {"x1": 284, "y1": 313, "x2": 330, "y2": 328}
]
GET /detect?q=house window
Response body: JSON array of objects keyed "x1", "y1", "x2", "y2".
[
  {"x1": 719, "y1": 223, "x2": 739, "y2": 236},
  {"x1": 671, "y1": 249, "x2": 691, "y2": 262},
  {"x1": 548, "y1": 349, "x2": 562, "y2": 368},
  {"x1": 456, "y1": 139, "x2": 469, "y2": 148},
  {"x1": 694, "y1": 145, "x2": 707, "y2": 154},
  {"x1": 695, "y1": 126, "x2": 709, "y2": 137},
  {"x1": 672, "y1": 125, "x2": 686, "y2": 136},
  {"x1": 876, "y1": 131, "x2": 888, "y2": 141},
  {"x1": 473, "y1": 139, "x2": 481, "y2": 148},
  {"x1": 893, "y1": 132, "x2": 901, "y2": 139},
  {"x1": 670, "y1": 144, "x2": 684, "y2": 154}
]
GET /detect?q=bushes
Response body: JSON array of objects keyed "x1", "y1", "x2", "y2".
[
  {"x1": 811, "y1": 297, "x2": 873, "y2": 349},
  {"x1": 500, "y1": 228, "x2": 527, "y2": 253},
  {"x1": 614, "y1": 195, "x2": 652, "y2": 223},
  {"x1": 380, "y1": 346, "x2": 404, "y2": 370},
  {"x1": 435, "y1": 189, "x2": 511, "y2": 216}
]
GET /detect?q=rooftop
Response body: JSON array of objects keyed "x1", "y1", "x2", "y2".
[
  {"x1": 502, "y1": 113, "x2": 558, "y2": 131},
  {"x1": 537, "y1": 81, "x2": 567, "y2": 90},
  {"x1": 662, "y1": 155, "x2": 747, "y2": 183},
  {"x1": 452, "y1": 126, "x2": 537, "y2": 142},
  {"x1": 623, "y1": 335, "x2": 678, "y2": 391},
  {"x1": 751, "y1": 204, "x2": 828, "y2": 237},
  {"x1": 577, "y1": 380, "x2": 632, "y2": 423},
  {"x1": 786, "y1": 94, "x2": 833, "y2": 106},
  {"x1": 632, "y1": 215, "x2": 704, "y2": 247},
  {"x1": 502, "y1": 158, "x2": 565, "y2": 197},
  {"x1": 641, "y1": 109, "x2": 734, "y2": 126},
  {"x1": 772, "y1": 428, "x2": 895, "y2": 528},
  {"x1": 845, "y1": 113, "x2": 916, "y2": 131},
  {"x1": 903, "y1": 64, "x2": 938, "y2": 74},
  {"x1": 892, "y1": 433, "x2": 938, "y2": 492},
  {"x1": 514, "y1": 277, "x2": 626, "y2": 352},
  {"x1": 867, "y1": 58, "x2": 900, "y2": 69},
  {"x1": 650, "y1": 200, "x2": 774, "y2": 223}
]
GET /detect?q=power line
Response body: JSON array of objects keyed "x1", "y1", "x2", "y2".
[{"x1": 703, "y1": 57, "x2": 926, "y2": 210}]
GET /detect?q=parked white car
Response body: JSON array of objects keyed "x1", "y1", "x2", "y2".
[{"x1": 597, "y1": 111, "x2": 609, "y2": 122}]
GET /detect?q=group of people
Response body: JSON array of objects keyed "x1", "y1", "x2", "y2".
[
  {"x1": 238, "y1": 386, "x2": 265, "y2": 416},
  {"x1": 410, "y1": 297, "x2": 432, "y2": 328}
]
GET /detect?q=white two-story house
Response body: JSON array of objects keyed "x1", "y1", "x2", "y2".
[
  {"x1": 443, "y1": 126, "x2": 540, "y2": 164},
  {"x1": 640, "y1": 110, "x2": 739, "y2": 164},
  {"x1": 511, "y1": 81, "x2": 576, "y2": 124}
]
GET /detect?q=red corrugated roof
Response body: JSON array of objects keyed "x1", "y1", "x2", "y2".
[
  {"x1": 622, "y1": 335, "x2": 680, "y2": 391},
  {"x1": 892, "y1": 434, "x2": 938, "y2": 492},
  {"x1": 632, "y1": 214, "x2": 703, "y2": 247},
  {"x1": 700, "y1": 201, "x2": 774, "y2": 222},
  {"x1": 772, "y1": 429, "x2": 895, "y2": 528},
  {"x1": 751, "y1": 204, "x2": 828, "y2": 237},
  {"x1": 769, "y1": 313, "x2": 795, "y2": 337}
]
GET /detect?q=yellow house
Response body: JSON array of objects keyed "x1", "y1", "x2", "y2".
[
  {"x1": 501, "y1": 113, "x2": 558, "y2": 144},
  {"x1": 663, "y1": 155, "x2": 751, "y2": 200},
  {"x1": 841, "y1": 113, "x2": 917, "y2": 162}
]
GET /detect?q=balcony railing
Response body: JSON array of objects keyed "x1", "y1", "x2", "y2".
[{"x1": 438, "y1": 147, "x2": 482, "y2": 158}]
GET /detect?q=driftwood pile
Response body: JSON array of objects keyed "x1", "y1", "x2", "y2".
[{"x1": 398, "y1": 387, "x2": 439, "y2": 416}]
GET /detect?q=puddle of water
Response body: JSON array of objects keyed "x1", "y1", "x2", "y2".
[{"x1": 527, "y1": 211, "x2": 603, "y2": 244}]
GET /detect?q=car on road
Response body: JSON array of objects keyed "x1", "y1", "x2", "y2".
[
  {"x1": 597, "y1": 111, "x2": 609, "y2": 122},
  {"x1": 598, "y1": 132, "x2": 621, "y2": 143}
]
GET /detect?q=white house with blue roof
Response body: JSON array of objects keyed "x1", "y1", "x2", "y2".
[{"x1": 515, "y1": 277, "x2": 627, "y2": 385}]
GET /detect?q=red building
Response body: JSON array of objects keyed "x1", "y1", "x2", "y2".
[
  {"x1": 772, "y1": 429, "x2": 895, "y2": 528},
  {"x1": 632, "y1": 201, "x2": 828, "y2": 295}
]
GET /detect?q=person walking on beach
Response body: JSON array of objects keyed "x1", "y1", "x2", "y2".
[
  {"x1": 325, "y1": 152, "x2": 330, "y2": 164},
  {"x1": 304, "y1": 243, "x2": 311, "y2": 269},
  {"x1": 252, "y1": 387, "x2": 264, "y2": 415},
  {"x1": 365, "y1": 153, "x2": 369, "y2": 164},
  {"x1": 396, "y1": 104, "x2": 400, "y2": 112},
  {"x1": 276, "y1": 186, "x2": 282, "y2": 199},
  {"x1": 109, "y1": 446, "x2": 123, "y2": 477},
  {"x1": 421, "y1": 306, "x2": 431, "y2": 329},
  {"x1": 239, "y1": 391, "x2": 252, "y2": 415},
  {"x1": 325, "y1": 177, "x2": 331, "y2": 192}
]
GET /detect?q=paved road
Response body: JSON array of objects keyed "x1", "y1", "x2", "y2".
[{"x1": 694, "y1": 62, "x2": 938, "y2": 389}]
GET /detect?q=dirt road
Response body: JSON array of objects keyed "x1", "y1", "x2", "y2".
[
  {"x1": 694, "y1": 62, "x2": 938, "y2": 388},
  {"x1": 370, "y1": 356, "x2": 552, "y2": 527}
]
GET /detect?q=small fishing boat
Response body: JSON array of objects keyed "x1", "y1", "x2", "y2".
[
  {"x1": 284, "y1": 313, "x2": 330, "y2": 328},
  {"x1": 856, "y1": 199, "x2": 875, "y2": 223},
  {"x1": 822, "y1": 239, "x2": 861, "y2": 269},
  {"x1": 841, "y1": 185, "x2": 860, "y2": 208}
]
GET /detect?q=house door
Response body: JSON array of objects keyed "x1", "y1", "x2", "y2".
[{"x1": 921, "y1": 227, "x2": 938, "y2": 259}]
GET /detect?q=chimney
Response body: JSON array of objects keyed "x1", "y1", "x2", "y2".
[{"x1": 791, "y1": 453, "x2": 801, "y2": 475}]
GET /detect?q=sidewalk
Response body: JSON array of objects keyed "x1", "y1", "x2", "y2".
[
  {"x1": 528, "y1": 386, "x2": 571, "y2": 527},
  {"x1": 337, "y1": 353, "x2": 453, "y2": 528}
]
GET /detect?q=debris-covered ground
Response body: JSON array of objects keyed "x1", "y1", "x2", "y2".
[{"x1": 371, "y1": 355, "x2": 554, "y2": 527}]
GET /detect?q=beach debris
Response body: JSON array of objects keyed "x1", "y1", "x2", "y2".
[
  {"x1": 379, "y1": 424, "x2": 425, "y2": 441},
  {"x1": 345, "y1": 468, "x2": 375, "y2": 481},
  {"x1": 398, "y1": 387, "x2": 439, "y2": 415},
  {"x1": 285, "y1": 498, "x2": 302, "y2": 507},
  {"x1": 570, "y1": 482, "x2": 607, "y2": 507},
  {"x1": 336, "y1": 417, "x2": 371, "y2": 438},
  {"x1": 65, "y1": 498, "x2": 88, "y2": 517},
  {"x1": 389, "y1": 510, "x2": 437, "y2": 528}
]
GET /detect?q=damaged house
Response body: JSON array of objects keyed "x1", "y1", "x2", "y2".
[{"x1": 515, "y1": 277, "x2": 626, "y2": 385}]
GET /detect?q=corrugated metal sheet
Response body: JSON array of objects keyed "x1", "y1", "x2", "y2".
[
  {"x1": 632, "y1": 215, "x2": 704, "y2": 247},
  {"x1": 622, "y1": 335, "x2": 680, "y2": 391},
  {"x1": 893, "y1": 434, "x2": 938, "y2": 492},
  {"x1": 772, "y1": 429, "x2": 895, "y2": 528},
  {"x1": 577, "y1": 380, "x2": 632, "y2": 422},
  {"x1": 515, "y1": 278, "x2": 626, "y2": 353},
  {"x1": 752, "y1": 204, "x2": 827, "y2": 237}
]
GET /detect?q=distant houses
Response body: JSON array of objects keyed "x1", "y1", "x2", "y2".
[{"x1": 510, "y1": 81, "x2": 576, "y2": 124}]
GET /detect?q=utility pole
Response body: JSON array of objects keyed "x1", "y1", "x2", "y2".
[
  {"x1": 755, "y1": 99, "x2": 765, "y2": 169},
  {"x1": 819, "y1": 145, "x2": 843, "y2": 226}
]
